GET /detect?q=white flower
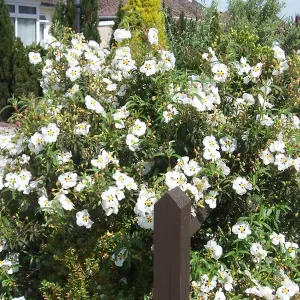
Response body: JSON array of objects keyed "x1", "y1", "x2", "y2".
[
  {"x1": 246, "y1": 285, "x2": 275, "y2": 299},
  {"x1": 212, "y1": 63, "x2": 228, "y2": 82},
  {"x1": 137, "y1": 214, "x2": 154, "y2": 230},
  {"x1": 118, "y1": 57, "x2": 136, "y2": 72},
  {"x1": 291, "y1": 115, "x2": 300, "y2": 129},
  {"x1": 214, "y1": 289, "x2": 226, "y2": 300},
  {"x1": 250, "y1": 243, "x2": 268, "y2": 263},
  {"x1": 74, "y1": 122, "x2": 91, "y2": 136},
  {"x1": 202, "y1": 47, "x2": 218, "y2": 63},
  {"x1": 284, "y1": 242, "x2": 298, "y2": 259},
  {"x1": 126, "y1": 134, "x2": 140, "y2": 151},
  {"x1": 130, "y1": 119, "x2": 147, "y2": 137},
  {"x1": 203, "y1": 148, "x2": 221, "y2": 161},
  {"x1": 148, "y1": 28, "x2": 159, "y2": 45},
  {"x1": 163, "y1": 104, "x2": 178, "y2": 123},
  {"x1": 114, "y1": 28, "x2": 131, "y2": 42},
  {"x1": 269, "y1": 140, "x2": 286, "y2": 153},
  {"x1": 216, "y1": 160, "x2": 230, "y2": 176},
  {"x1": 85, "y1": 95, "x2": 106, "y2": 116},
  {"x1": 0, "y1": 238, "x2": 8, "y2": 252},
  {"x1": 203, "y1": 135, "x2": 219, "y2": 150},
  {"x1": 58, "y1": 172, "x2": 77, "y2": 189},
  {"x1": 4, "y1": 172, "x2": 20, "y2": 189},
  {"x1": 220, "y1": 137, "x2": 237, "y2": 153},
  {"x1": 66, "y1": 84, "x2": 79, "y2": 97},
  {"x1": 291, "y1": 157, "x2": 300, "y2": 172},
  {"x1": 272, "y1": 60, "x2": 289, "y2": 75},
  {"x1": 76, "y1": 209, "x2": 94, "y2": 228},
  {"x1": 112, "y1": 248, "x2": 128, "y2": 267},
  {"x1": 273, "y1": 45, "x2": 286, "y2": 61},
  {"x1": 257, "y1": 114, "x2": 274, "y2": 126},
  {"x1": 30, "y1": 132, "x2": 44, "y2": 153},
  {"x1": 57, "y1": 150, "x2": 72, "y2": 165},
  {"x1": 101, "y1": 186, "x2": 124, "y2": 216},
  {"x1": 57, "y1": 194, "x2": 74, "y2": 211},
  {"x1": 2, "y1": 253, "x2": 19, "y2": 274},
  {"x1": 38, "y1": 195, "x2": 52, "y2": 208},
  {"x1": 181, "y1": 158, "x2": 201, "y2": 177},
  {"x1": 113, "y1": 170, "x2": 136, "y2": 190},
  {"x1": 259, "y1": 149, "x2": 275, "y2": 165},
  {"x1": 232, "y1": 177, "x2": 252, "y2": 195},
  {"x1": 66, "y1": 66, "x2": 81, "y2": 81},
  {"x1": 237, "y1": 57, "x2": 251, "y2": 75},
  {"x1": 270, "y1": 232, "x2": 285, "y2": 245},
  {"x1": 274, "y1": 154, "x2": 291, "y2": 171},
  {"x1": 75, "y1": 176, "x2": 93, "y2": 192},
  {"x1": 200, "y1": 274, "x2": 217, "y2": 293},
  {"x1": 140, "y1": 59, "x2": 157, "y2": 76},
  {"x1": 12, "y1": 297, "x2": 25, "y2": 300},
  {"x1": 250, "y1": 63, "x2": 263, "y2": 78},
  {"x1": 134, "y1": 188, "x2": 157, "y2": 216},
  {"x1": 29, "y1": 52, "x2": 42, "y2": 64},
  {"x1": 115, "y1": 47, "x2": 131, "y2": 59},
  {"x1": 205, "y1": 191, "x2": 218, "y2": 209},
  {"x1": 204, "y1": 240, "x2": 223, "y2": 260},
  {"x1": 218, "y1": 268, "x2": 233, "y2": 292},
  {"x1": 165, "y1": 171, "x2": 187, "y2": 191},
  {"x1": 232, "y1": 221, "x2": 251, "y2": 239},
  {"x1": 91, "y1": 149, "x2": 110, "y2": 169},
  {"x1": 276, "y1": 280, "x2": 299, "y2": 300},
  {"x1": 158, "y1": 51, "x2": 176, "y2": 72},
  {"x1": 41, "y1": 123, "x2": 60, "y2": 144}
]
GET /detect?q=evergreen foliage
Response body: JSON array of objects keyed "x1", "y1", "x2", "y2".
[
  {"x1": 227, "y1": 0, "x2": 283, "y2": 45},
  {"x1": 12, "y1": 38, "x2": 41, "y2": 100},
  {"x1": 50, "y1": 0, "x2": 76, "y2": 35},
  {"x1": 0, "y1": 0, "x2": 14, "y2": 120},
  {"x1": 117, "y1": 0, "x2": 168, "y2": 58},
  {"x1": 166, "y1": 4, "x2": 221, "y2": 71},
  {"x1": 51, "y1": 0, "x2": 100, "y2": 42},
  {"x1": 81, "y1": 0, "x2": 101, "y2": 42}
]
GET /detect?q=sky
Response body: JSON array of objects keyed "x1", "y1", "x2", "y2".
[{"x1": 197, "y1": 0, "x2": 300, "y2": 18}]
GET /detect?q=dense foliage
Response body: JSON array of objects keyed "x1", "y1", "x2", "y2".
[
  {"x1": 0, "y1": 0, "x2": 14, "y2": 120},
  {"x1": 0, "y1": 1, "x2": 299, "y2": 299},
  {"x1": 11, "y1": 38, "x2": 41, "y2": 101},
  {"x1": 51, "y1": 0, "x2": 101, "y2": 43},
  {"x1": 50, "y1": 0, "x2": 76, "y2": 35},
  {"x1": 81, "y1": 0, "x2": 101, "y2": 43}
]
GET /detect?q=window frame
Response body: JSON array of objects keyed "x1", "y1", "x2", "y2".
[{"x1": 6, "y1": 1, "x2": 41, "y2": 44}]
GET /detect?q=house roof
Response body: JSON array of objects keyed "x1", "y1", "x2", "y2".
[
  {"x1": 47, "y1": 0, "x2": 203, "y2": 19},
  {"x1": 100, "y1": 0, "x2": 203, "y2": 19}
]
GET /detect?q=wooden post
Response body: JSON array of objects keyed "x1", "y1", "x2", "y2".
[
  {"x1": 153, "y1": 187, "x2": 213, "y2": 300},
  {"x1": 154, "y1": 187, "x2": 191, "y2": 300}
]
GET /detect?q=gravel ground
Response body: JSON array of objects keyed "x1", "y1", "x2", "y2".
[{"x1": 0, "y1": 122, "x2": 18, "y2": 135}]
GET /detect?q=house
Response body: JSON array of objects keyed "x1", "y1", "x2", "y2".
[
  {"x1": 5, "y1": 0, "x2": 56, "y2": 46},
  {"x1": 4, "y1": 0, "x2": 202, "y2": 47}
]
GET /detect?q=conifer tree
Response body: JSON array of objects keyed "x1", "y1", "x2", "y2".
[
  {"x1": 12, "y1": 38, "x2": 40, "y2": 99},
  {"x1": 50, "y1": 0, "x2": 75, "y2": 35},
  {"x1": 117, "y1": 0, "x2": 168, "y2": 58},
  {"x1": 81, "y1": 0, "x2": 101, "y2": 42},
  {"x1": 0, "y1": 0, "x2": 14, "y2": 119}
]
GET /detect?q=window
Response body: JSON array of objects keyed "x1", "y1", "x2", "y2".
[
  {"x1": 6, "y1": 2, "x2": 49, "y2": 46},
  {"x1": 8, "y1": 4, "x2": 15, "y2": 12},
  {"x1": 19, "y1": 5, "x2": 37, "y2": 14}
]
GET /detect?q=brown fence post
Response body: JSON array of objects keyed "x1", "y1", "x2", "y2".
[
  {"x1": 154, "y1": 187, "x2": 213, "y2": 300},
  {"x1": 154, "y1": 187, "x2": 191, "y2": 300}
]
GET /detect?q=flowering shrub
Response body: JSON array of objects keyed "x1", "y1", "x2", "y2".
[{"x1": 0, "y1": 25, "x2": 299, "y2": 299}]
